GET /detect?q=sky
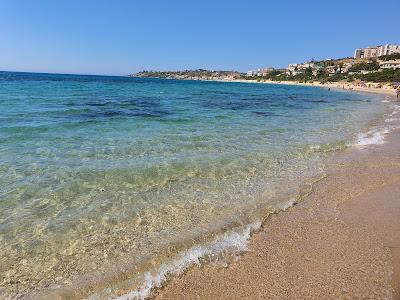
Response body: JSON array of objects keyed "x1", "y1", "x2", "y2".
[{"x1": 0, "y1": 0, "x2": 399, "y2": 76}]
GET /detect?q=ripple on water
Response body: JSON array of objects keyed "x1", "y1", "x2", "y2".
[{"x1": 0, "y1": 72, "x2": 389, "y2": 298}]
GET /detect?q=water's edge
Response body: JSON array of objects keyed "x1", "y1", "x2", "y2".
[
  {"x1": 99, "y1": 92, "x2": 400, "y2": 300},
  {"x1": 1, "y1": 73, "x2": 395, "y2": 299},
  {"x1": 110, "y1": 174, "x2": 326, "y2": 300}
]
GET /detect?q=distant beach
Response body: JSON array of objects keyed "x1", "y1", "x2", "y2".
[
  {"x1": 156, "y1": 76, "x2": 399, "y2": 97},
  {"x1": 259, "y1": 80, "x2": 398, "y2": 96},
  {"x1": 222, "y1": 78, "x2": 398, "y2": 97}
]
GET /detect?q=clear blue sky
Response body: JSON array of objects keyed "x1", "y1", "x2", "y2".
[{"x1": 1, "y1": 0, "x2": 399, "y2": 75}]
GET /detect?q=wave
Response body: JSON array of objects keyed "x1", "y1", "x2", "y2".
[
  {"x1": 353, "y1": 128, "x2": 389, "y2": 146},
  {"x1": 352, "y1": 104, "x2": 400, "y2": 147},
  {"x1": 113, "y1": 220, "x2": 262, "y2": 300},
  {"x1": 107, "y1": 195, "x2": 306, "y2": 300}
]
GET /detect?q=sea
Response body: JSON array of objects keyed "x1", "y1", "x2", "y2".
[{"x1": 0, "y1": 71, "x2": 396, "y2": 299}]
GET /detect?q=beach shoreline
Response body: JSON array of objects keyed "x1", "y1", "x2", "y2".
[
  {"x1": 151, "y1": 98, "x2": 400, "y2": 299},
  {"x1": 2, "y1": 74, "x2": 399, "y2": 300},
  {"x1": 227, "y1": 78, "x2": 398, "y2": 97},
  {"x1": 129, "y1": 75, "x2": 399, "y2": 97}
]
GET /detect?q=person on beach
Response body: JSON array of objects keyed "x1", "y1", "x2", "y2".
[{"x1": 396, "y1": 87, "x2": 400, "y2": 100}]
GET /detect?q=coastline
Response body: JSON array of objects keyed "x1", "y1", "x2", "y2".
[
  {"x1": 150, "y1": 96, "x2": 400, "y2": 299},
  {"x1": 231, "y1": 79, "x2": 398, "y2": 97},
  {"x1": 2, "y1": 75, "x2": 399, "y2": 299},
  {"x1": 132, "y1": 76, "x2": 398, "y2": 97}
]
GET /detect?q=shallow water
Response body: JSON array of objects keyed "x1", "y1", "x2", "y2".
[{"x1": 0, "y1": 72, "x2": 388, "y2": 298}]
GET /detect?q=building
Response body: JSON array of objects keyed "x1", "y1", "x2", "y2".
[
  {"x1": 312, "y1": 65, "x2": 324, "y2": 76},
  {"x1": 379, "y1": 60, "x2": 400, "y2": 70},
  {"x1": 325, "y1": 65, "x2": 338, "y2": 75},
  {"x1": 340, "y1": 62, "x2": 355, "y2": 73},
  {"x1": 287, "y1": 64, "x2": 301, "y2": 76},
  {"x1": 354, "y1": 49, "x2": 364, "y2": 59},
  {"x1": 302, "y1": 62, "x2": 317, "y2": 69},
  {"x1": 378, "y1": 44, "x2": 400, "y2": 56},
  {"x1": 246, "y1": 67, "x2": 275, "y2": 77},
  {"x1": 286, "y1": 62, "x2": 321, "y2": 76},
  {"x1": 354, "y1": 44, "x2": 400, "y2": 59},
  {"x1": 363, "y1": 47, "x2": 379, "y2": 58},
  {"x1": 354, "y1": 46, "x2": 379, "y2": 58},
  {"x1": 246, "y1": 70, "x2": 255, "y2": 77}
]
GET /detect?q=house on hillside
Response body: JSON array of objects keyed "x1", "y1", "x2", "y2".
[
  {"x1": 340, "y1": 62, "x2": 356, "y2": 73},
  {"x1": 246, "y1": 67, "x2": 275, "y2": 77},
  {"x1": 379, "y1": 60, "x2": 400, "y2": 70},
  {"x1": 246, "y1": 70, "x2": 255, "y2": 77},
  {"x1": 287, "y1": 63, "x2": 311, "y2": 76},
  {"x1": 311, "y1": 65, "x2": 324, "y2": 76},
  {"x1": 325, "y1": 65, "x2": 338, "y2": 75}
]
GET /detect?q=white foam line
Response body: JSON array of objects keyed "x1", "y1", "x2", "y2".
[
  {"x1": 385, "y1": 118, "x2": 399, "y2": 123},
  {"x1": 114, "y1": 220, "x2": 262, "y2": 300},
  {"x1": 352, "y1": 104, "x2": 400, "y2": 148},
  {"x1": 353, "y1": 128, "x2": 389, "y2": 147}
]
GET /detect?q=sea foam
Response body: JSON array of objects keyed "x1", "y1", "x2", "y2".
[
  {"x1": 353, "y1": 104, "x2": 400, "y2": 147},
  {"x1": 354, "y1": 128, "x2": 389, "y2": 146},
  {"x1": 114, "y1": 220, "x2": 262, "y2": 300}
]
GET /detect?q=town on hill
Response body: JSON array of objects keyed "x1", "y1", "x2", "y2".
[
  {"x1": 131, "y1": 44, "x2": 400, "y2": 85},
  {"x1": 245, "y1": 44, "x2": 400, "y2": 84}
]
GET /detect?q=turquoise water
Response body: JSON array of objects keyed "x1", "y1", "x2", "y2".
[{"x1": 0, "y1": 72, "x2": 386, "y2": 298}]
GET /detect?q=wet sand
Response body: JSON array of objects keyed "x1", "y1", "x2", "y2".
[{"x1": 154, "y1": 129, "x2": 400, "y2": 298}]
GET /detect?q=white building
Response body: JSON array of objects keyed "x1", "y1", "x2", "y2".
[
  {"x1": 354, "y1": 44, "x2": 400, "y2": 58},
  {"x1": 287, "y1": 64, "x2": 301, "y2": 75},
  {"x1": 379, "y1": 60, "x2": 400, "y2": 70},
  {"x1": 246, "y1": 70, "x2": 255, "y2": 77},
  {"x1": 377, "y1": 44, "x2": 400, "y2": 56},
  {"x1": 246, "y1": 67, "x2": 274, "y2": 77},
  {"x1": 340, "y1": 62, "x2": 355, "y2": 73},
  {"x1": 325, "y1": 65, "x2": 338, "y2": 75},
  {"x1": 302, "y1": 62, "x2": 317, "y2": 69}
]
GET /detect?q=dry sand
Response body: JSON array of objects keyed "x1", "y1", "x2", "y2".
[{"x1": 153, "y1": 129, "x2": 400, "y2": 298}]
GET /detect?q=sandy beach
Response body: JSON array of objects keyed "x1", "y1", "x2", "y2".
[
  {"x1": 273, "y1": 80, "x2": 398, "y2": 97},
  {"x1": 153, "y1": 103, "x2": 400, "y2": 298},
  {"x1": 230, "y1": 79, "x2": 399, "y2": 97}
]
